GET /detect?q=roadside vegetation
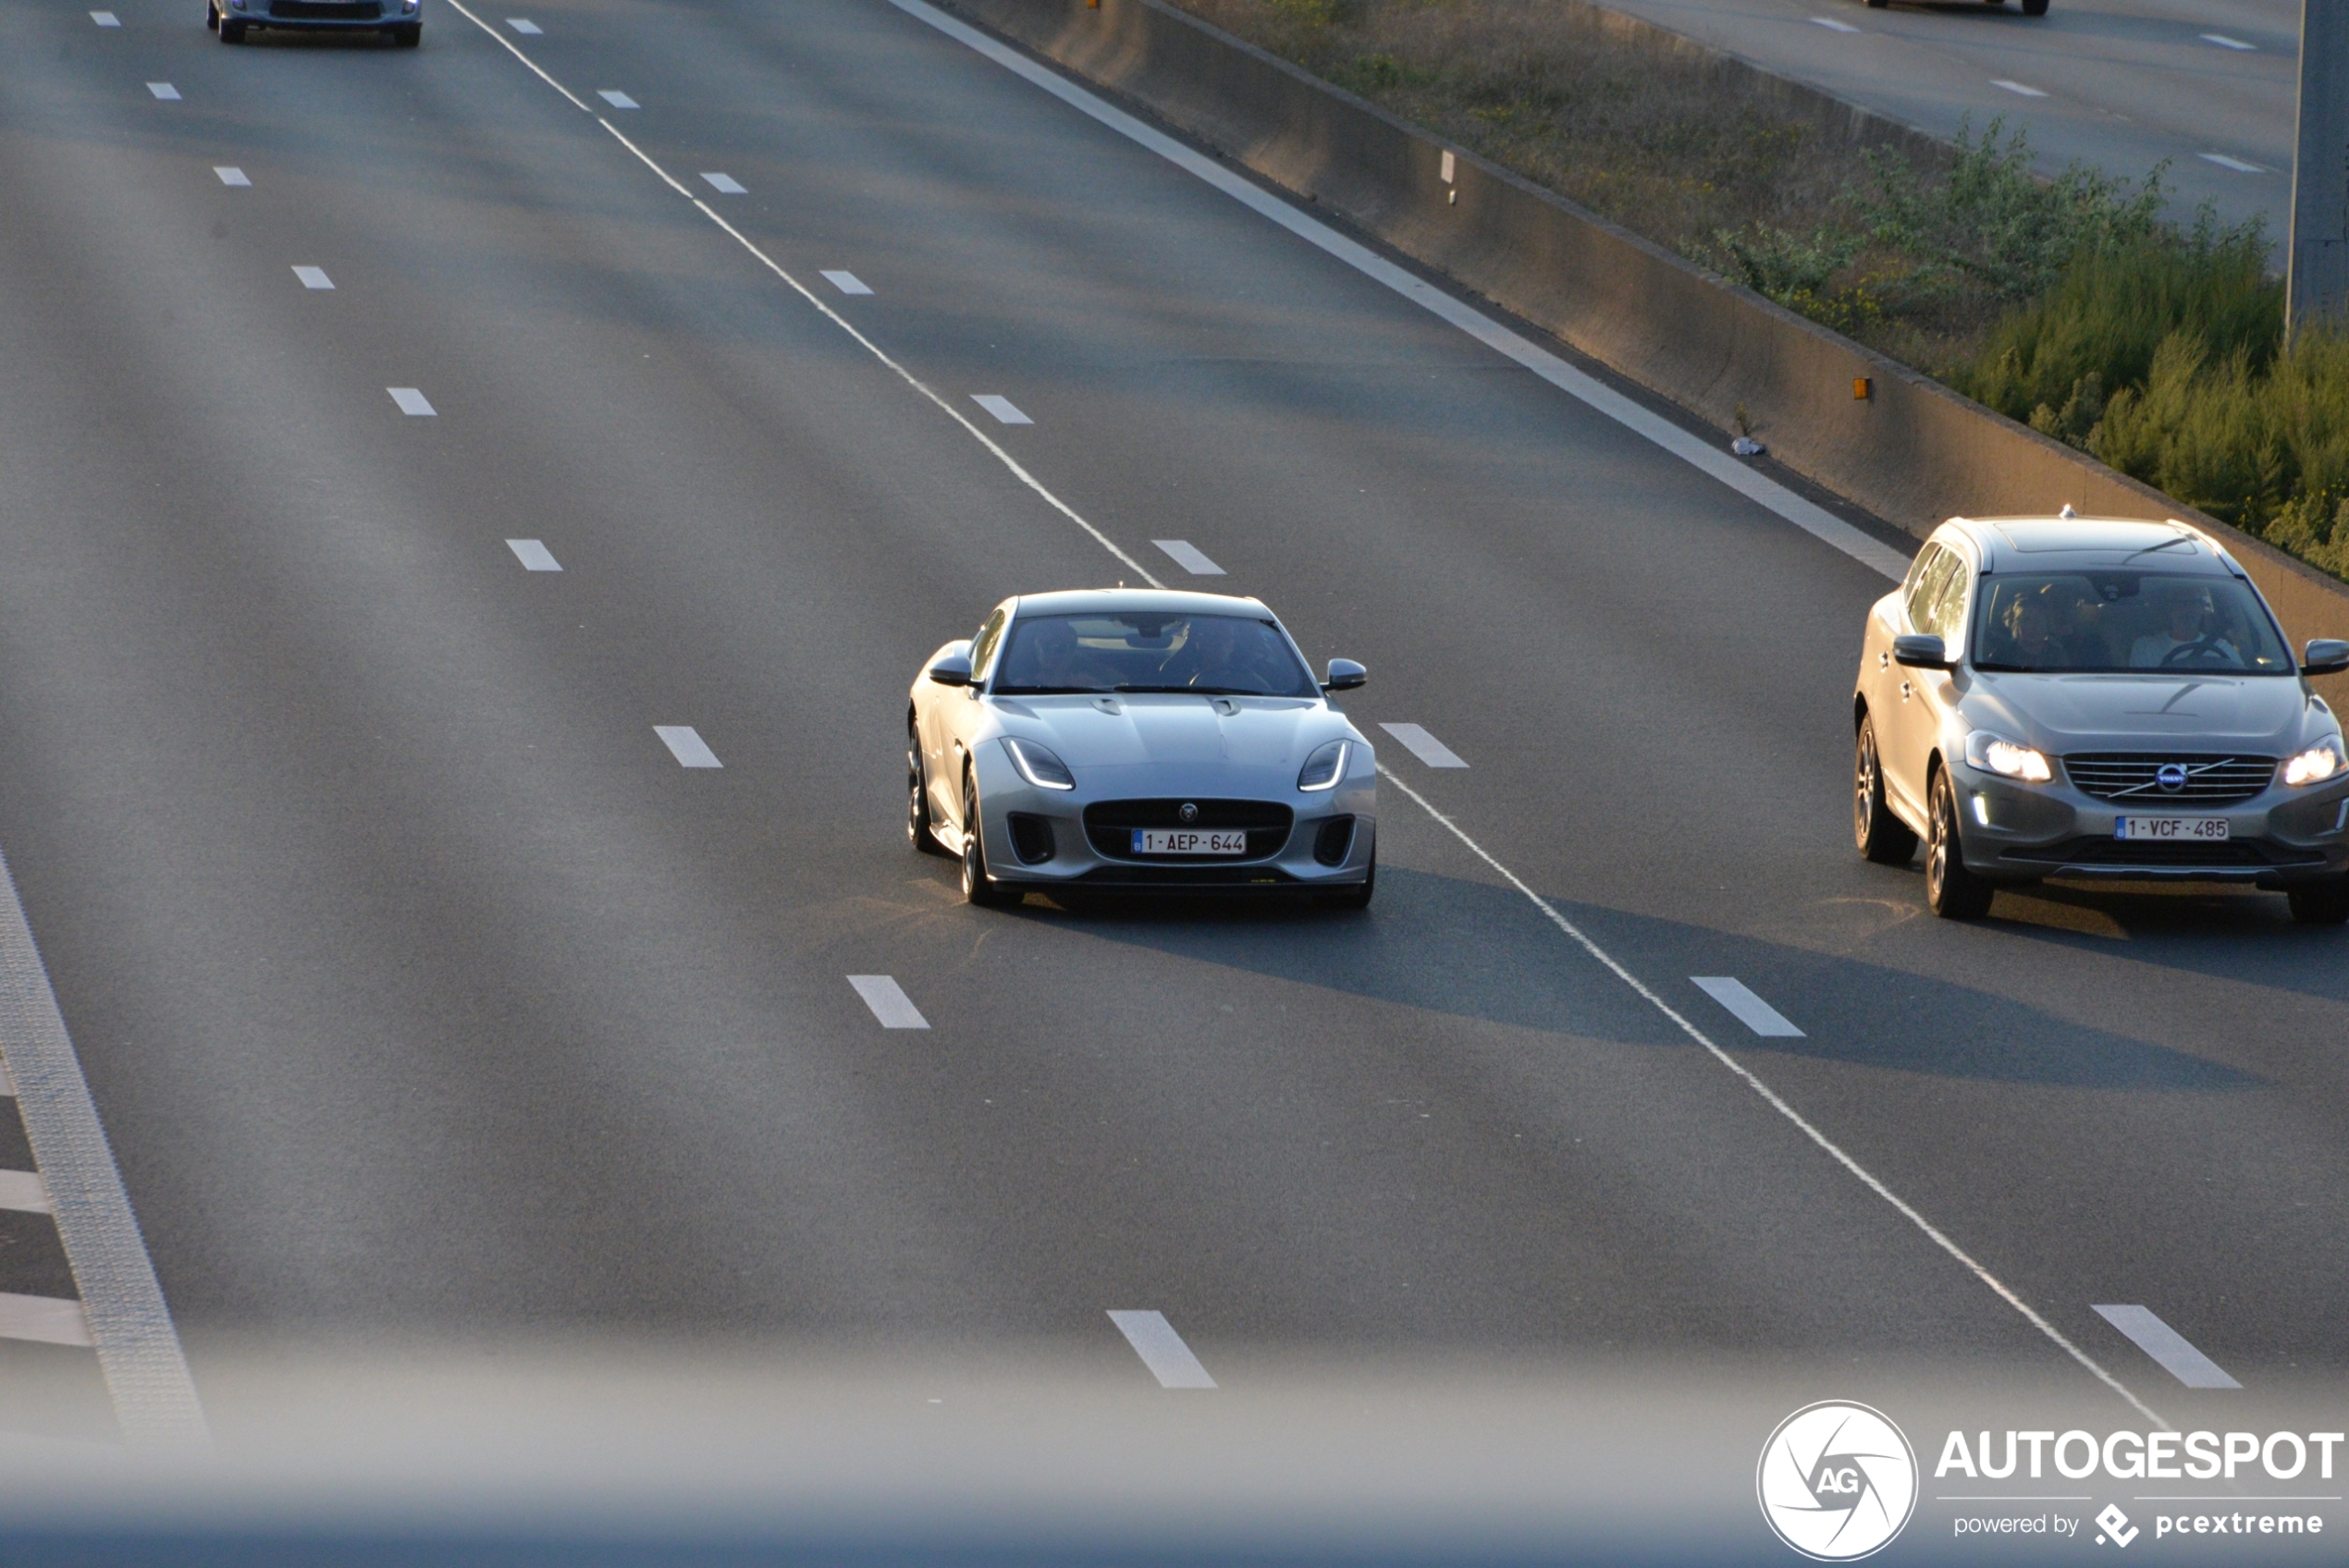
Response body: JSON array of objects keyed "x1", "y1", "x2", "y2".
[{"x1": 1164, "y1": 0, "x2": 2349, "y2": 581}]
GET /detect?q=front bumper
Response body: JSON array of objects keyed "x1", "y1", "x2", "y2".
[
  {"x1": 1950, "y1": 763, "x2": 2349, "y2": 886},
  {"x1": 225, "y1": 0, "x2": 414, "y2": 27}
]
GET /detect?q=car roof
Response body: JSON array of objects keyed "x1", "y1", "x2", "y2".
[
  {"x1": 1008, "y1": 588, "x2": 1274, "y2": 619},
  {"x1": 1941, "y1": 516, "x2": 2239, "y2": 577}
]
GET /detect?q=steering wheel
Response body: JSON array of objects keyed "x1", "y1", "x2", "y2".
[{"x1": 2159, "y1": 636, "x2": 2235, "y2": 668}]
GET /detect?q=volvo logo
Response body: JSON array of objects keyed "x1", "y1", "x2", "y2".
[
  {"x1": 1178, "y1": 802, "x2": 1199, "y2": 824},
  {"x1": 2157, "y1": 764, "x2": 2189, "y2": 792}
]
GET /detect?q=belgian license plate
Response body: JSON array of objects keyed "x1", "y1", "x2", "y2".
[
  {"x1": 1133, "y1": 828, "x2": 1248, "y2": 855},
  {"x1": 2116, "y1": 817, "x2": 2230, "y2": 841}
]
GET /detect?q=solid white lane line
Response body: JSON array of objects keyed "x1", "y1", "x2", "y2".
[
  {"x1": 1690, "y1": 976, "x2": 1804, "y2": 1038},
  {"x1": 0, "y1": 1170, "x2": 51, "y2": 1214},
  {"x1": 145, "y1": 81, "x2": 178, "y2": 100},
  {"x1": 597, "y1": 89, "x2": 637, "y2": 108},
  {"x1": 291, "y1": 265, "x2": 333, "y2": 290},
  {"x1": 846, "y1": 975, "x2": 930, "y2": 1030},
  {"x1": 0, "y1": 1292, "x2": 92, "y2": 1349},
  {"x1": 506, "y1": 16, "x2": 540, "y2": 31},
  {"x1": 92, "y1": 10, "x2": 120, "y2": 24},
  {"x1": 2093, "y1": 1305, "x2": 2242, "y2": 1390},
  {"x1": 820, "y1": 269, "x2": 872, "y2": 295},
  {"x1": 1152, "y1": 539, "x2": 1224, "y2": 575},
  {"x1": 0, "y1": 842, "x2": 203, "y2": 1437},
  {"x1": 594, "y1": 116, "x2": 695, "y2": 197},
  {"x1": 214, "y1": 165, "x2": 250, "y2": 186},
  {"x1": 2199, "y1": 153, "x2": 2264, "y2": 173},
  {"x1": 387, "y1": 387, "x2": 436, "y2": 416},
  {"x1": 1991, "y1": 79, "x2": 2048, "y2": 97},
  {"x1": 2200, "y1": 32, "x2": 2254, "y2": 49},
  {"x1": 972, "y1": 394, "x2": 1032, "y2": 425},
  {"x1": 889, "y1": 0, "x2": 1908, "y2": 583},
  {"x1": 1378, "y1": 722, "x2": 1467, "y2": 768},
  {"x1": 699, "y1": 172, "x2": 745, "y2": 193},
  {"x1": 505, "y1": 539, "x2": 561, "y2": 571},
  {"x1": 1809, "y1": 16, "x2": 1859, "y2": 31},
  {"x1": 1372, "y1": 765, "x2": 2162, "y2": 1426},
  {"x1": 442, "y1": 0, "x2": 591, "y2": 109},
  {"x1": 1107, "y1": 1310, "x2": 1217, "y2": 1388},
  {"x1": 654, "y1": 726, "x2": 721, "y2": 768}
]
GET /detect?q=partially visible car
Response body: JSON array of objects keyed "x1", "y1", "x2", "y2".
[
  {"x1": 210, "y1": 0, "x2": 420, "y2": 46},
  {"x1": 1852, "y1": 515, "x2": 2349, "y2": 922},
  {"x1": 907, "y1": 590, "x2": 1376, "y2": 908}
]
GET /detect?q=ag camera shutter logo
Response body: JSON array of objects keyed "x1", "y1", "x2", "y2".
[{"x1": 1757, "y1": 1402, "x2": 1918, "y2": 1560}]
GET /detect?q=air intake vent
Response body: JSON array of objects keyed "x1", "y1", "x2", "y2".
[
  {"x1": 268, "y1": 1, "x2": 383, "y2": 16},
  {"x1": 1312, "y1": 815, "x2": 1355, "y2": 866},
  {"x1": 1007, "y1": 813, "x2": 1056, "y2": 864},
  {"x1": 2062, "y1": 754, "x2": 2276, "y2": 806}
]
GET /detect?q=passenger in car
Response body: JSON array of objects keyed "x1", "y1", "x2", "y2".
[{"x1": 1988, "y1": 588, "x2": 2095, "y2": 669}]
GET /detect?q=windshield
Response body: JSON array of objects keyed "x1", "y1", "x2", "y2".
[
  {"x1": 1971, "y1": 570, "x2": 2292, "y2": 675},
  {"x1": 991, "y1": 611, "x2": 1318, "y2": 696}
]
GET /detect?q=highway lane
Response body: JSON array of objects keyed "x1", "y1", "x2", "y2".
[
  {"x1": 1590, "y1": 0, "x2": 2298, "y2": 238},
  {"x1": 2, "y1": 0, "x2": 2346, "y2": 1459}
]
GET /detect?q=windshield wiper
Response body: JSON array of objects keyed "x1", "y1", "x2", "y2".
[
  {"x1": 995, "y1": 684, "x2": 1113, "y2": 695},
  {"x1": 1113, "y1": 683, "x2": 1251, "y2": 695}
]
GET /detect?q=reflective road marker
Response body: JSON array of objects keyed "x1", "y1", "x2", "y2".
[
  {"x1": 506, "y1": 16, "x2": 540, "y2": 30},
  {"x1": 292, "y1": 265, "x2": 333, "y2": 290},
  {"x1": 847, "y1": 975, "x2": 929, "y2": 1030},
  {"x1": 92, "y1": 10, "x2": 120, "y2": 23},
  {"x1": 387, "y1": 387, "x2": 436, "y2": 416},
  {"x1": 1809, "y1": 16, "x2": 1859, "y2": 31},
  {"x1": 654, "y1": 726, "x2": 721, "y2": 768},
  {"x1": 1108, "y1": 1310, "x2": 1216, "y2": 1388},
  {"x1": 2201, "y1": 32, "x2": 2254, "y2": 49},
  {"x1": 1152, "y1": 539, "x2": 1224, "y2": 575},
  {"x1": 1379, "y1": 722, "x2": 1467, "y2": 768},
  {"x1": 699, "y1": 172, "x2": 745, "y2": 194},
  {"x1": 2199, "y1": 153, "x2": 2265, "y2": 173},
  {"x1": 1991, "y1": 79, "x2": 2048, "y2": 97},
  {"x1": 821, "y1": 270, "x2": 872, "y2": 296},
  {"x1": 597, "y1": 90, "x2": 637, "y2": 108},
  {"x1": 505, "y1": 539, "x2": 561, "y2": 571},
  {"x1": 146, "y1": 82, "x2": 178, "y2": 100},
  {"x1": 214, "y1": 165, "x2": 250, "y2": 186},
  {"x1": 1691, "y1": 977, "x2": 1803, "y2": 1038},
  {"x1": 972, "y1": 394, "x2": 1030, "y2": 425},
  {"x1": 0, "y1": 1170, "x2": 52, "y2": 1215},
  {"x1": 0, "y1": 1292, "x2": 92, "y2": 1348},
  {"x1": 2093, "y1": 1305, "x2": 2242, "y2": 1389}
]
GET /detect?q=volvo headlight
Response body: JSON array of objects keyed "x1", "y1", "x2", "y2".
[
  {"x1": 1000, "y1": 737, "x2": 1074, "y2": 790},
  {"x1": 2285, "y1": 739, "x2": 2344, "y2": 787},
  {"x1": 1297, "y1": 739, "x2": 1350, "y2": 792},
  {"x1": 1963, "y1": 730, "x2": 2052, "y2": 782}
]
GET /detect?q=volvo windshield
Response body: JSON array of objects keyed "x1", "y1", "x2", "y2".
[{"x1": 1972, "y1": 571, "x2": 2292, "y2": 674}]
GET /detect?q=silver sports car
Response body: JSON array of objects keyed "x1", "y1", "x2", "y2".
[
  {"x1": 1853, "y1": 515, "x2": 2349, "y2": 922},
  {"x1": 907, "y1": 589, "x2": 1377, "y2": 907}
]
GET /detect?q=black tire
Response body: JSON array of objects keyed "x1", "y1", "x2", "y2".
[
  {"x1": 961, "y1": 775, "x2": 1017, "y2": 908},
  {"x1": 2288, "y1": 878, "x2": 2349, "y2": 925},
  {"x1": 1854, "y1": 716, "x2": 1918, "y2": 865},
  {"x1": 1320, "y1": 852, "x2": 1375, "y2": 911},
  {"x1": 206, "y1": 2, "x2": 219, "y2": 29},
  {"x1": 2021, "y1": 0, "x2": 2047, "y2": 13},
  {"x1": 1925, "y1": 768, "x2": 1995, "y2": 919},
  {"x1": 390, "y1": 20, "x2": 420, "y2": 43},
  {"x1": 908, "y1": 724, "x2": 948, "y2": 855},
  {"x1": 218, "y1": 15, "x2": 246, "y2": 40}
]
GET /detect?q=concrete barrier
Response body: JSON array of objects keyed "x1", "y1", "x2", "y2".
[{"x1": 939, "y1": 0, "x2": 2349, "y2": 693}]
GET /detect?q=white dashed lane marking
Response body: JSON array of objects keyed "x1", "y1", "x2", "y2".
[
  {"x1": 292, "y1": 265, "x2": 333, "y2": 290},
  {"x1": 387, "y1": 387, "x2": 435, "y2": 416},
  {"x1": 145, "y1": 82, "x2": 178, "y2": 100},
  {"x1": 846, "y1": 975, "x2": 929, "y2": 1030},
  {"x1": 654, "y1": 726, "x2": 721, "y2": 768},
  {"x1": 1690, "y1": 977, "x2": 1804, "y2": 1038},
  {"x1": 2093, "y1": 1305, "x2": 2242, "y2": 1390},
  {"x1": 821, "y1": 269, "x2": 872, "y2": 295},
  {"x1": 597, "y1": 89, "x2": 637, "y2": 108},
  {"x1": 505, "y1": 539, "x2": 560, "y2": 571},
  {"x1": 971, "y1": 394, "x2": 1031, "y2": 425},
  {"x1": 1809, "y1": 16, "x2": 1858, "y2": 31},
  {"x1": 1108, "y1": 1310, "x2": 1217, "y2": 1389},
  {"x1": 214, "y1": 165, "x2": 249, "y2": 186},
  {"x1": 1152, "y1": 539, "x2": 1224, "y2": 575},
  {"x1": 1991, "y1": 79, "x2": 2048, "y2": 97},
  {"x1": 0, "y1": 1292, "x2": 92, "y2": 1348},
  {"x1": 0, "y1": 1170, "x2": 51, "y2": 1215},
  {"x1": 91, "y1": 10, "x2": 120, "y2": 24},
  {"x1": 506, "y1": 16, "x2": 540, "y2": 30},
  {"x1": 2199, "y1": 153, "x2": 2265, "y2": 173},
  {"x1": 699, "y1": 172, "x2": 744, "y2": 193},
  {"x1": 1378, "y1": 722, "x2": 1466, "y2": 768},
  {"x1": 2201, "y1": 32, "x2": 2254, "y2": 49}
]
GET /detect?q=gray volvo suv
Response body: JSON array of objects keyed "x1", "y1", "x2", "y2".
[
  {"x1": 209, "y1": 0, "x2": 419, "y2": 45},
  {"x1": 1853, "y1": 516, "x2": 2349, "y2": 922}
]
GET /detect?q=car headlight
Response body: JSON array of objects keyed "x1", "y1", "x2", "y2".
[
  {"x1": 2285, "y1": 739, "x2": 2344, "y2": 787},
  {"x1": 1963, "y1": 730, "x2": 2052, "y2": 782},
  {"x1": 1297, "y1": 739, "x2": 1350, "y2": 792},
  {"x1": 1001, "y1": 737, "x2": 1074, "y2": 790}
]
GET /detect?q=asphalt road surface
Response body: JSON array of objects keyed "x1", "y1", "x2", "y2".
[
  {"x1": 1594, "y1": 0, "x2": 2299, "y2": 239},
  {"x1": 3, "y1": 0, "x2": 2346, "y2": 1506}
]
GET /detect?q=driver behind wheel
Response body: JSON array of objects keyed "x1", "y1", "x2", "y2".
[{"x1": 2130, "y1": 585, "x2": 2241, "y2": 668}]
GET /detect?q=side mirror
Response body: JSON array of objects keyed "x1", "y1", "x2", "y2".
[
  {"x1": 927, "y1": 653, "x2": 974, "y2": 687},
  {"x1": 1892, "y1": 634, "x2": 1950, "y2": 670},
  {"x1": 1322, "y1": 658, "x2": 1367, "y2": 692},
  {"x1": 2305, "y1": 640, "x2": 2349, "y2": 677}
]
